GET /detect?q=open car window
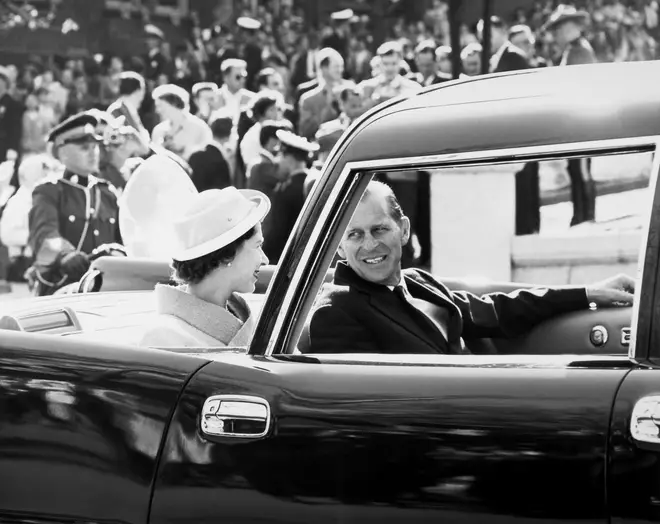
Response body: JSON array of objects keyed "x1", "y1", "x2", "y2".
[{"x1": 290, "y1": 147, "x2": 655, "y2": 358}]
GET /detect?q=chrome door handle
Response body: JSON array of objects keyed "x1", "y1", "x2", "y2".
[
  {"x1": 631, "y1": 396, "x2": 660, "y2": 444},
  {"x1": 201, "y1": 395, "x2": 271, "y2": 439}
]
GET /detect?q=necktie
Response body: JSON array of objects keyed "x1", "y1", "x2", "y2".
[{"x1": 393, "y1": 286, "x2": 450, "y2": 352}]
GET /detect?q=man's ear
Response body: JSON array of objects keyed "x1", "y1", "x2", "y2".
[
  {"x1": 337, "y1": 242, "x2": 347, "y2": 259},
  {"x1": 400, "y1": 216, "x2": 411, "y2": 246}
]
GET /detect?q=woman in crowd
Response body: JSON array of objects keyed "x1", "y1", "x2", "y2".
[
  {"x1": 140, "y1": 186, "x2": 270, "y2": 348},
  {"x1": 151, "y1": 83, "x2": 212, "y2": 161}
]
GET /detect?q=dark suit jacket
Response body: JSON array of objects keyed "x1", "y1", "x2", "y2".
[
  {"x1": 408, "y1": 71, "x2": 453, "y2": 86},
  {"x1": 493, "y1": 43, "x2": 530, "y2": 73},
  {"x1": 307, "y1": 261, "x2": 590, "y2": 354},
  {"x1": 247, "y1": 153, "x2": 279, "y2": 199},
  {"x1": 187, "y1": 144, "x2": 231, "y2": 192},
  {"x1": 0, "y1": 93, "x2": 23, "y2": 159}
]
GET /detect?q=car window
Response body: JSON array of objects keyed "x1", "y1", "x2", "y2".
[{"x1": 294, "y1": 149, "x2": 653, "y2": 357}]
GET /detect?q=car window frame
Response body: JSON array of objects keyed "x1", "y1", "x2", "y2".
[{"x1": 250, "y1": 136, "x2": 660, "y2": 363}]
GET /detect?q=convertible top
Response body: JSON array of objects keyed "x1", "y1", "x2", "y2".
[{"x1": 338, "y1": 61, "x2": 660, "y2": 164}]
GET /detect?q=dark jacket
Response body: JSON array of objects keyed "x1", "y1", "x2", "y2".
[
  {"x1": 0, "y1": 93, "x2": 23, "y2": 160},
  {"x1": 308, "y1": 261, "x2": 590, "y2": 354},
  {"x1": 493, "y1": 43, "x2": 530, "y2": 73},
  {"x1": 247, "y1": 152, "x2": 279, "y2": 199},
  {"x1": 408, "y1": 71, "x2": 453, "y2": 86},
  {"x1": 263, "y1": 170, "x2": 308, "y2": 263},
  {"x1": 561, "y1": 37, "x2": 597, "y2": 66},
  {"x1": 188, "y1": 144, "x2": 231, "y2": 192},
  {"x1": 28, "y1": 171, "x2": 121, "y2": 266}
]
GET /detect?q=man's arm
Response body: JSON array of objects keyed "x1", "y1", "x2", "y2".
[
  {"x1": 28, "y1": 182, "x2": 75, "y2": 267},
  {"x1": 308, "y1": 304, "x2": 380, "y2": 353}
]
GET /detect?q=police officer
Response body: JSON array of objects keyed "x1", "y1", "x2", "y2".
[
  {"x1": 263, "y1": 130, "x2": 319, "y2": 263},
  {"x1": 27, "y1": 112, "x2": 121, "y2": 295},
  {"x1": 545, "y1": 5, "x2": 597, "y2": 226}
]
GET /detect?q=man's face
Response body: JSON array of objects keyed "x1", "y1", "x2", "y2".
[
  {"x1": 266, "y1": 72, "x2": 285, "y2": 94},
  {"x1": 437, "y1": 54, "x2": 452, "y2": 74},
  {"x1": 197, "y1": 89, "x2": 215, "y2": 111},
  {"x1": 323, "y1": 57, "x2": 345, "y2": 83},
  {"x1": 381, "y1": 54, "x2": 401, "y2": 80},
  {"x1": 340, "y1": 92, "x2": 363, "y2": 120},
  {"x1": 226, "y1": 66, "x2": 247, "y2": 92},
  {"x1": 339, "y1": 192, "x2": 410, "y2": 286},
  {"x1": 59, "y1": 141, "x2": 100, "y2": 175},
  {"x1": 462, "y1": 53, "x2": 482, "y2": 76},
  {"x1": 553, "y1": 21, "x2": 578, "y2": 47},
  {"x1": 415, "y1": 51, "x2": 436, "y2": 78},
  {"x1": 510, "y1": 33, "x2": 535, "y2": 56}
]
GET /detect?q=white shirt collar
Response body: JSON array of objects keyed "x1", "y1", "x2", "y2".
[{"x1": 387, "y1": 276, "x2": 408, "y2": 292}]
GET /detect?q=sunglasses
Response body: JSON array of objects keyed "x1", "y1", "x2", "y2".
[{"x1": 235, "y1": 72, "x2": 247, "y2": 80}]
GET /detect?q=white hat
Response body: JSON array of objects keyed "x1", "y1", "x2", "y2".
[
  {"x1": 237, "y1": 16, "x2": 261, "y2": 30},
  {"x1": 276, "y1": 130, "x2": 320, "y2": 154},
  {"x1": 171, "y1": 187, "x2": 270, "y2": 261}
]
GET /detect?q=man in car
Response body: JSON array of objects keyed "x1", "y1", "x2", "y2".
[
  {"x1": 307, "y1": 180, "x2": 634, "y2": 354},
  {"x1": 27, "y1": 112, "x2": 121, "y2": 296}
]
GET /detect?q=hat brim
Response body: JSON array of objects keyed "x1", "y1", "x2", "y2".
[
  {"x1": 59, "y1": 134, "x2": 103, "y2": 146},
  {"x1": 543, "y1": 12, "x2": 589, "y2": 31},
  {"x1": 171, "y1": 189, "x2": 271, "y2": 262}
]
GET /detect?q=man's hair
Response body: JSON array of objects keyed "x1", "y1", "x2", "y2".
[
  {"x1": 209, "y1": 115, "x2": 233, "y2": 140},
  {"x1": 415, "y1": 39, "x2": 437, "y2": 56},
  {"x1": 362, "y1": 180, "x2": 404, "y2": 224},
  {"x1": 259, "y1": 120, "x2": 289, "y2": 148},
  {"x1": 221, "y1": 58, "x2": 247, "y2": 77},
  {"x1": 339, "y1": 84, "x2": 360, "y2": 103},
  {"x1": 250, "y1": 90, "x2": 282, "y2": 120},
  {"x1": 256, "y1": 67, "x2": 278, "y2": 90},
  {"x1": 118, "y1": 71, "x2": 145, "y2": 96},
  {"x1": 377, "y1": 41, "x2": 403, "y2": 58}
]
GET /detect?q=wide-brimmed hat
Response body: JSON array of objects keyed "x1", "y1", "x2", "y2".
[
  {"x1": 543, "y1": 5, "x2": 589, "y2": 31},
  {"x1": 171, "y1": 187, "x2": 270, "y2": 262}
]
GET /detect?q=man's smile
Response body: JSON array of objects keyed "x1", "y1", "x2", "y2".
[{"x1": 363, "y1": 255, "x2": 387, "y2": 265}]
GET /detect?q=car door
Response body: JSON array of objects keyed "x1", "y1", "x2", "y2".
[{"x1": 149, "y1": 353, "x2": 629, "y2": 524}]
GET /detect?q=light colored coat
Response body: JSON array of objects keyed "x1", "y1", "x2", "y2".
[{"x1": 139, "y1": 284, "x2": 256, "y2": 349}]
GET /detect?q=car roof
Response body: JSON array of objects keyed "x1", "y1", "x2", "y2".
[{"x1": 340, "y1": 61, "x2": 660, "y2": 164}]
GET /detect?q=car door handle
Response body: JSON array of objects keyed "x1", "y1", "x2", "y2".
[
  {"x1": 201, "y1": 395, "x2": 271, "y2": 439},
  {"x1": 631, "y1": 396, "x2": 660, "y2": 445}
]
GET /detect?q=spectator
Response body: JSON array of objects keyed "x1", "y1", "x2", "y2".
[
  {"x1": 108, "y1": 71, "x2": 150, "y2": 144},
  {"x1": 192, "y1": 82, "x2": 218, "y2": 123},
  {"x1": 63, "y1": 71, "x2": 95, "y2": 120},
  {"x1": 213, "y1": 59, "x2": 255, "y2": 123},
  {"x1": 410, "y1": 40, "x2": 452, "y2": 86},
  {"x1": 144, "y1": 24, "x2": 170, "y2": 85},
  {"x1": 21, "y1": 92, "x2": 51, "y2": 155},
  {"x1": 435, "y1": 45, "x2": 453, "y2": 75},
  {"x1": 99, "y1": 55, "x2": 124, "y2": 108},
  {"x1": 0, "y1": 67, "x2": 22, "y2": 162},
  {"x1": 240, "y1": 90, "x2": 285, "y2": 168},
  {"x1": 246, "y1": 120, "x2": 289, "y2": 198},
  {"x1": 460, "y1": 43, "x2": 483, "y2": 77},
  {"x1": 188, "y1": 115, "x2": 233, "y2": 192}
]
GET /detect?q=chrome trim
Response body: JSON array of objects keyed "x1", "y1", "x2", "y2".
[
  {"x1": 629, "y1": 139, "x2": 660, "y2": 361},
  {"x1": 200, "y1": 395, "x2": 271, "y2": 439},
  {"x1": 631, "y1": 395, "x2": 660, "y2": 445},
  {"x1": 264, "y1": 135, "x2": 660, "y2": 357},
  {"x1": 622, "y1": 328, "x2": 632, "y2": 346}
]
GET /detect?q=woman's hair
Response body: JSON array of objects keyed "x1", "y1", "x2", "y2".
[{"x1": 172, "y1": 226, "x2": 257, "y2": 284}]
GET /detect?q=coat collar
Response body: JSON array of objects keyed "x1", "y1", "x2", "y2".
[
  {"x1": 333, "y1": 261, "x2": 464, "y2": 345},
  {"x1": 154, "y1": 284, "x2": 255, "y2": 346}
]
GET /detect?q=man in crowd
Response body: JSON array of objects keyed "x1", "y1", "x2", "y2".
[
  {"x1": 192, "y1": 82, "x2": 218, "y2": 123},
  {"x1": 108, "y1": 71, "x2": 150, "y2": 144},
  {"x1": 144, "y1": 24, "x2": 169, "y2": 87},
  {"x1": 213, "y1": 59, "x2": 255, "y2": 124},
  {"x1": 509, "y1": 24, "x2": 547, "y2": 67},
  {"x1": 247, "y1": 120, "x2": 290, "y2": 198},
  {"x1": 478, "y1": 15, "x2": 529, "y2": 73},
  {"x1": 236, "y1": 17, "x2": 264, "y2": 91},
  {"x1": 315, "y1": 84, "x2": 364, "y2": 159},
  {"x1": 322, "y1": 9, "x2": 353, "y2": 59},
  {"x1": 240, "y1": 90, "x2": 285, "y2": 169},
  {"x1": 307, "y1": 180, "x2": 635, "y2": 354},
  {"x1": 360, "y1": 41, "x2": 422, "y2": 110},
  {"x1": 460, "y1": 43, "x2": 483, "y2": 77},
  {"x1": 188, "y1": 115, "x2": 233, "y2": 192},
  {"x1": 435, "y1": 45, "x2": 453, "y2": 76},
  {"x1": 298, "y1": 48, "x2": 349, "y2": 140},
  {"x1": 545, "y1": 5, "x2": 597, "y2": 226},
  {"x1": 263, "y1": 130, "x2": 318, "y2": 263},
  {"x1": 409, "y1": 40, "x2": 452, "y2": 86},
  {"x1": 0, "y1": 66, "x2": 22, "y2": 163},
  {"x1": 27, "y1": 112, "x2": 121, "y2": 296}
]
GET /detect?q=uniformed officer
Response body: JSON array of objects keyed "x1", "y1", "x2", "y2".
[
  {"x1": 27, "y1": 112, "x2": 121, "y2": 296},
  {"x1": 544, "y1": 5, "x2": 597, "y2": 226},
  {"x1": 263, "y1": 130, "x2": 319, "y2": 263}
]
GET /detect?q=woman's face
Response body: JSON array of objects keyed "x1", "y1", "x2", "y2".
[
  {"x1": 155, "y1": 98, "x2": 178, "y2": 120},
  {"x1": 213, "y1": 223, "x2": 269, "y2": 294}
]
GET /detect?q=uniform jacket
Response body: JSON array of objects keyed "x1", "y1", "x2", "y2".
[
  {"x1": 0, "y1": 93, "x2": 23, "y2": 160},
  {"x1": 561, "y1": 37, "x2": 597, "y2": 66},
  {"x1": 188, "y1": 143, "x2": 231, "y2": 192},
  {"x1": 492, "y1": 42, "x2": 531, "y2": 73},
  {"x1": 140, "y1": 284, "x2": 256, "y2": 348},
  {"x1": 298, "y1": 84, "x2": 343, "y2": 140},
  {"x1": 28, "y1": 171, "x2": 121, "y2": 267},
  {"x1": 263, "y1": 170, "x2": 308, "y2": 263},
  {"x1": 308, "y1": 261, "x2": 590, "y2": 354}
]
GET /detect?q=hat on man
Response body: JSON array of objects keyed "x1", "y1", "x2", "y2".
[
  {"x1": 237, "y1": 16, "x2": 261, "y2": 31},
  {"x1": 276, "y1": 130, "x2": 320, "y2": 155},
  {"x1": 542, "y1": 5, "x2": 589, "y2": 31},
  {"x1": 170, "y1": 187, "x2": 271, "y2": 261},
  {"x1": 331, "y1": 8, "x2": 354, "y2": 22},
  {"x1": 47, "y1": 112, "x2": 102, "y2": 148},
  {"x1": 192, "y1": 82, "x2": 218, "y2": 98},
  {"x1": 145, "y1": 24, "x2": 165, "y2": 40}
]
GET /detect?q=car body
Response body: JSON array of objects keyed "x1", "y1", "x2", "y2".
[{"x1": 3, "y1": 61, "x2": 660, "y2": 523}]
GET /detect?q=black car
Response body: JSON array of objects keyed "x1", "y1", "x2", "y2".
[{"x1": 1, "y1": 61, "x2": 660, "y2": 523}]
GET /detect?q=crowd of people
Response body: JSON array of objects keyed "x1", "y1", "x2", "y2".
[{"x1": 0, "y1": 0, "x2": 658, "y2": 294}]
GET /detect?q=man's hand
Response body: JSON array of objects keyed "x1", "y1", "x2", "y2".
[
  {"x1": 59, "y1": 251, "x2": 90, "y2": 277},
  {"x1": 586, "y1": 273, "x2": 636, "y2": 308}
]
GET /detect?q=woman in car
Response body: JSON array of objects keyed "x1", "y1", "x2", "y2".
[{"x1": 139, "y1": 186, "x2": 270, "y2": 348}]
